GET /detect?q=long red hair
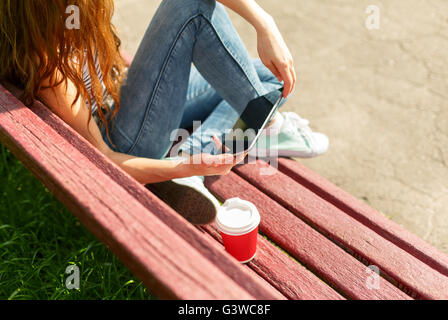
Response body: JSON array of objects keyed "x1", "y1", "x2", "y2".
[{"x1": 0, "y1": 0, "x2": 126, "y2": 146}]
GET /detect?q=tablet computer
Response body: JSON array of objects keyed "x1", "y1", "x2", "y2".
[{"x1": 222, "y1": 87, "x2": 284, "y2": 156}]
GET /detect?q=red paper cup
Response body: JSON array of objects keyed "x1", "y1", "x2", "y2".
[{"x1": 215, "y1": 198, "x2": 261, "y2": 263}]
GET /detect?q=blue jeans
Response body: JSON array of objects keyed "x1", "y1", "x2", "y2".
[{"x1": 99, "y1": 0, "x2": 283, "y2": 159}]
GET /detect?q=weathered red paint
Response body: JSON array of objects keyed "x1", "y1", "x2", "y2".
[{"x1": 234, "y1": 161, "x2": 448, "y2": 299}]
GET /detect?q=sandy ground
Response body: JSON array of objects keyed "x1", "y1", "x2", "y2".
[{"x1": 112, "y1": 0, "x2": 448, "y2": 254}]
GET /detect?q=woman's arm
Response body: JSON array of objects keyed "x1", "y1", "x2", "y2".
[
  {"x1": 217, "y1": 0, "x2": 296, "y2": 98},
  {"x1": 37, "y1": 71, "x2": 236, "y2": 184}
]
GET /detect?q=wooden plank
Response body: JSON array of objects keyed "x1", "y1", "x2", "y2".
[
  {"x1": 201, "y1": 223, "x2": 345, "y2": 300},
  {"x1": 194, "y1": 226, "x2": 298, "y2": 298},
  {"x1": 205, "y1": 174, "x2": 410, "y2": 300},
  {"x1": 234, "y1": 160, "x2": 448, "y2": 299},
  {"x1": 1, "y1": 86, "x2": 284, "y2": 300},
  {"x1": 0, "y1": 86, "x2": 261, "y2": 300},
  {"x1": 278, "y1": 158, "x2": 448, "y2": 277}
]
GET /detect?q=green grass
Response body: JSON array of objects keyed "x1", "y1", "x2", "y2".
[{"x1": 0, "y1": 143, "x2": 152, "y2": 300}]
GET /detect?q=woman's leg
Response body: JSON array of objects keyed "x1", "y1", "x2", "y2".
[
  {"x1": 176, "y1": 59, "x2": 284, "y2": 155},
  {"x1": 105, "y1": 0, "x2": 268, "y2": 159},
  {"x1": 178, "y1": 66, "x2": 223, "y2": 129}
]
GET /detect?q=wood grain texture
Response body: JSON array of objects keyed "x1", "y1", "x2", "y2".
[
  {"x1": 0, "y1": 85, "x2": 277, "y2": 300},
  {"x1": 234, "y1": 160, "x2": 448, "y2": 299},
  {"x1": 278, "y1": 158, "x2": 448, "y2": 277},
  {"x1": 16, "y1": 86, "x2": 283, "y2": 300},
  {"x1": 205, "y1": 173, "x2": 410, "y2": 300},
  {"x1": 6, "y1": 85, "x2": 285, "y2": 300},
  {"x1": 194, "y1": 226, "x2": 290, "y2": 297},
  {"x1": 201, "y1": 223, "x2": 345, "y2": 300}
]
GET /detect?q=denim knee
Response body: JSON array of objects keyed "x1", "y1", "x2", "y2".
[{"x1": 160, "y1": 0, "x2": 219, "y2": 22}]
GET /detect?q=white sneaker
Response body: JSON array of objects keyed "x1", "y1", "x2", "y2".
[
  {"x1": 147, "y1": 176, "x2": 220, "y2": 225},
  {"x1": 172, "y1": 176, "x2": 221, "y2": 210},
  {"x1": 256, "y1": 112, "x2": 329, "y2": 158}
]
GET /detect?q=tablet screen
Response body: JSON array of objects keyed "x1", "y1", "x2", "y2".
[{"x1": 223, "y1": 87, "x2": 283, "y2": 155}]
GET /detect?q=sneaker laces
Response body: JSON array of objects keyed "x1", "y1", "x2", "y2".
[{"x1": 282, "y1": 112, "x2": 312, "y2": 136}]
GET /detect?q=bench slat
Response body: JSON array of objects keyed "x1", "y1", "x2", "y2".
[
  {"x1": 206, "y1": 173, "x2": 410, "y2": 300},
  {"x1": 201, "y1": 222, "x2": 345, "y2": 300},
  {"x1": 234, "y1": 160, "x2": 448, "y2": 299},
  {"x1": 278, "y1": 158, "x2": 448, "y2": 277},
  {"x1": 0, "y1": 86, "x2": 259, "y2": 300}
]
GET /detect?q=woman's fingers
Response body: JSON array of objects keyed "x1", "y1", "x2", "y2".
[
  {"x1": 277, "y1": 60, "x2": 294, "y2": 98},
  {"x1": 190, "y1": 150, "x2": 247, "y2": 176},
  {"x1": 216, "y1": 153, "x2": 236, "y2": 165},
  {"x1": 212, "y1": 135, "x2": 223, "y2": 151},
  {"x1": 291, "y1": 61, "x2": 297, "y2": 92},
  {"x1": 206, "y1": 153, "x2": 235, "y2": 166},
  {"x1": 266, "y1": 62, "x2": 282, "y2": 83},
  {"x1": 234, "y1": 152, "x2": 247, "y2": 165},
  {"x1": 270, "y1": 60, "x2": 296, "y2": 98},
  {"x1": 191, "y1": 137, "x2": 250, "y2": 176},
  {"x1": 212, "y1": 135, "x2": 231, "y2": 153},
  {"x1": 207, "y1": 153, "x2": 235, "y2": 175}
]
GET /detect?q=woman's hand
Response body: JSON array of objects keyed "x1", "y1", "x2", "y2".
[
  {"x1": 186, "y1": 153, "x2": 237, "y2": 176},
  {"x1": 181, "y1": 136, "x2": 246, "y2": 177},
  {"x1": 217, "y1": 0, "x2": 296, "y2": 98},
  {"x1": 257, "y1": 17, "x2": 296, "y2": 98}
]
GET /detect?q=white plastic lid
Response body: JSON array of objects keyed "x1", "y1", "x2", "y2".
[{"x1": 215, "y1": 198, "x2": 261, "y2": 236}]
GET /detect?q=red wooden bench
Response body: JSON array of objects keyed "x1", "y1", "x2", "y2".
[{"x1": 1, "y1": 81, "x2": 448, "y2": 300}]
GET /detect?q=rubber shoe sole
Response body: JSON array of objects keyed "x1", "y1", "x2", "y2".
[{"x1": 147, "y1": 180, "x2": 217, "y2": 225}]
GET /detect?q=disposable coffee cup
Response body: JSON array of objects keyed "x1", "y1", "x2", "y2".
[{"x1": 215, "y1": 198, "x2": 261, "y2": 263}]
